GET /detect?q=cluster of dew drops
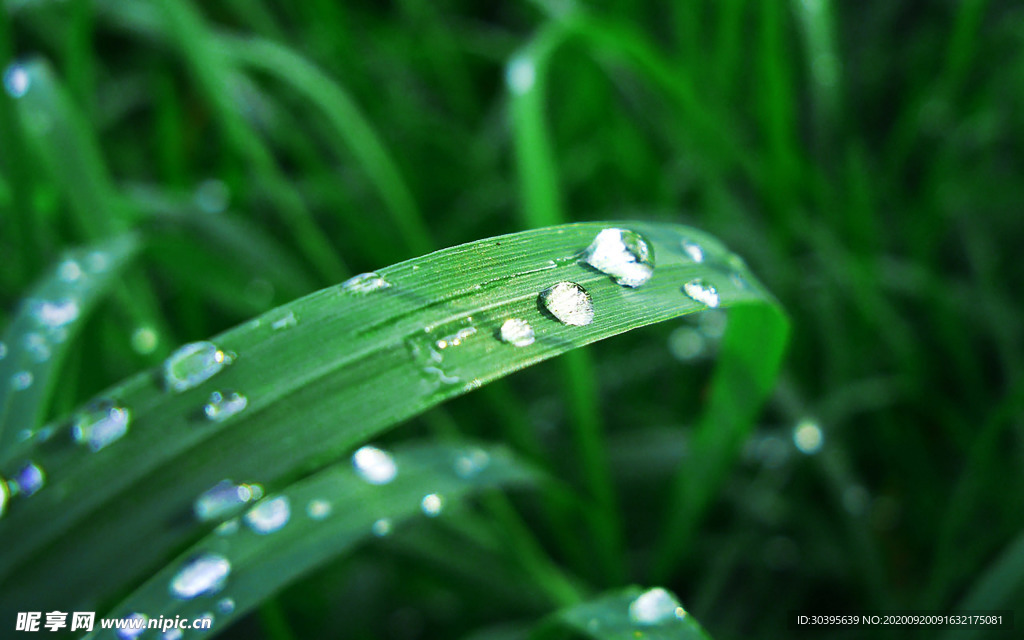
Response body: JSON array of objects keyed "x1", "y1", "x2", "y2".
[{"x1": 0, "y1": 227, "x2": 731, "y2": 633}]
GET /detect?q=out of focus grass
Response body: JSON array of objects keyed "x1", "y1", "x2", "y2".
[{"x1": 1, "y1": 0, "x2": 1023, "y2": 638}]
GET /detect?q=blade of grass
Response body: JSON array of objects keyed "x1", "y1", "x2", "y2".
[{"x1": 0, "y1": 221, "x2": 786, "y2": 621}]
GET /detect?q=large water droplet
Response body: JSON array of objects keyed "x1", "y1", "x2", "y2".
[
  {"x1": 169, "y1": 553, "x2": 231, "y2": 600},
  {"x1": 306, "y1": 499, "x2": 332, "y2": 520},
  {"x1": 582, "y1": 228, "x2": 654, "y2": 287},
  {"x1": 352, "y1": 446, "x2": 398, "y2": 485},
  {"x1": 682, "y1": 279, "x2": 720, "y2": 308},
  {"x1": 194, "y1": 480, "x2": 263, "y2": 521},
  {"x1": 11, "y1": 461, "x2": 45, "y2": 496},
  {"x1": 115, "y1": 613, "x2": 148, "y2": 639},
  {"x1": 72, "y1": 401, "x2": 131, "y2": 452},
  {"x1": 499, "y1": 318, "x2": 535, "y2": 347},
  {"x1": 163, "y1": 341, "x2": 229, "y2": 393},
  {"x1": 454, "y1": 447, "x2": 491, "y2": 479},
  {"x1": 681, "y1": 240, "x2": 705, "y2": 263},
  {"x1": 793, "y1": 418, "x2": 824, "y2": 455},
  {"x1": 11, "y1": 371, "x2": 33, "y2": 391},
  {"x1": 539, "y1": 282, "x2": 594, "y2": 326},
  {"x1": 628, "y1": 587, "x2": 686, "y2": 626},
  {"x1": 3, "y1": 64, "x2": 29, "y2": 98},
  {"x1": 371, "y1": 518, "x2": 392, "y2": 537},
  {"x1": 340, "y1": 272, "x2": 390, "y2": 295},
  {"x1": 30, "y1": 298, "x2": 80, "y2": 328},
  {"x1": 421, "y1": 493, "x2": 444, "y2": 517},
  {"x1": 23, "y1": 332, "x2": 50, "y2": 363},
  {"x1": 244, "y1": 495, "x2": 291, "y2": 534},
  {"x1": 506, "y1": 56, "x2": 536, "y2": 94},
  {"x1": 204, "y1": 391, "x2": 248, "y2": 422}
]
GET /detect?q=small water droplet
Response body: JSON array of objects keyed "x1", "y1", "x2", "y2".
[
  {"x1": 271, "y1": 310, "x2": 297, "y2": 331},
  {"x1": 539, "y1": 282, "x2": 594, "y2": 326},
  {"x1": 215, "y1": 519, "x2": 240, "y2": 536},
  {"x1": 161, "y1": 630, "x2": 183, "y2": 640},
  {"x1": 629, "y1": 587, "x2": 685, "y2": 626},
  {"x1": 30, "y1": 298, "x2": 79, "y2": 328},
  {"x1": 435, "y1": 326, "x2": 477, "y2": 350},
  {"x1": 499, "y1": 318, "x2": 535, "y2": 347},
  {"x1": 204, "y1": 390, "x2": 248, "y2": 422},
  {"x1": 131, "y1": 326, "x2": 159, "y2": 355},
  {"x1": 793, "y1": 418, "x2": 824, "y2": 454},
  {"x1": 195, "y1": 480, "x2": 262, "y2": 521},
  {"x1": 421, "y1": 493, "x2": 443, "y2": 517},
  {"x1": 217, "y1": 597, "x2": 236, "y2": 614},
  {"x1": 72, "y1": 401, "x2": 131, "y2": 452},
  {"x1": 163, "y1": 341, "x2": 229, "y2": 393},
  {"x1": 340, "y1": 272, "x2": 390, "y2": 295},
  {"x1": 730, "y1": 272, "x2": 749, "y2": 290},
  {"x1": 306, "y1": 498, "x2": 332, "y2": 520},
  {"x1": 244, "y1": 495, "x2": 291, "y2": 534},
  {"x1": 582, "y1": 228, "x2": 654, "y2": 287},
  {"x1": 352, "y1": 446, "x2": 398, "y2": 485},
  {"x1": 115, "y1": 613, "x2": 148, "y2": 639},
  {"x1": 506, "y1": 56, "x2": 535, "y2": 94},
  {"x1": 23, "y1": 332, "x2": 50, "y2": 363},
  {"x1": 10, "y1": 462, "x2": 44, "y2": 496},
  {"x1": 681, "y1": 240, "x2": 705, "y2": 263},
  {"x1": 11, "y1": 371, "x2": 33, "y2": 391},
  {"x1": 195, "y1": 179, "x2": 230, "y2": 214},
  {"x1": 454, "y1": 447, "x2": 491, "y2": 479},
  {"x1": 3, "y1": 64, "x2": 29, "y2": 98},
  {"x1": 169, "y1": 553, "x2": 231, "y2": 600},
  {"x1": 682, "y1": 279, "x2": 720, "y2": 308},
  {"x1": 372, "y1": 518, "x2": 392, "y2": 537}
]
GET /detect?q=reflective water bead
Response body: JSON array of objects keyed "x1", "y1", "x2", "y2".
[
  {"x1": 421, "y1": 493, "x2": 443, "y2": 517},
  {"x1": 352, "y1": 445, "x2": 398, "y2": 485},
  {"x1": 30, "y1": 298, "x2": 80, "y2": 328},
  {"x1": 72, "y1": 401, "x2": 131, "y2": 452},
  {"x1": 163, "y1": 341, "x2": 229, "y2": 393},
  {"x1": 3, "y1": 64, "x2": 29, "y2": 98},
  {"x1": 681, "y1": 240, "x2": 705, "y2": 263},
  {"x1": 23, "y1": 332, "x2": 50, "y2": 363},
  {"x1": 115, "y1": 613, "x2": 148, "y2": 639},
  {"x1": 271, "y1": 310, "x2": 297, "y2": 330},
  {"x1": 793, "y1": 418, "x2": 824, "y2": 455},
  {"x1": 0, "y1": 477, "x2": 9, "y2": 518},
  {"x1": 244, "y1": 496, "x2": 291, "y2": 534},
  {"x1": 12, "y1": 461, "x2": 45, "y2": 496},
  {"x1": 11, "y1": 371, "x2": 33, "y2": 391},
  {"x1": 499, "y1": 318, "x2": 535, "y2": 347},
  {"x1": 169, "y1": 553, "x2": 231, "y2": 600},
  {"x1": 131, "y1": 327, "x2": 159, "y2": 355},
  {"x1": 371, "y1": 518, "x2": 392, "y2": 537},
  {"x1": 581, "y1": 228, "x2": 654, "y2": 287},
  {"x1": 682, "y1": 279, "x2": 720, "y2": 308},
  {"x1": 506, "y1": 56, "x2": 535, "y2": 94},
  {"x1": 539, "y1": 282, "x2": 594, "y2": 326},
  {"x1": 58, "y1": 259, "x2": 83, "y2": 282},
  {"x1": 306, "y1": 499, "x2": 332, "y2": 520},
  {"x1": 454, "y1": 447, "x2": 491, "y2": 479},
  {"x1": 340, "y1": 272, "x2": 390, "y2": 295},
  {"x1": 194, "y1": 481, "x2": 262, "y2": 521},
  {"x1": 204, "y1": 391, "x2": 248, "y2": 422},
  {"x1": 629, "y1": 587, "x2": 686, "y2": 625},
  {"x1": 217, "y1": 597, "x2": 235, "y2": 614}
]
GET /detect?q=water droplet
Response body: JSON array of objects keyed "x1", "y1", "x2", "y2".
[
  {"x1": 421, "y1": 493, "x2": 443, "y2": 517},
  {"x1": 30, "y1": 298, "x2": 79, "y2": 328},
  {"x1": 204, "y1": 391, "x2": 248, "y2": 422},
  {"x1": 539, "y1": 282, "x2": 594, "y2": 326},
  {"x1": 371, "y1": 518, "x2": 392, "y2": 537},
  {"x1": 435, "y1": 326, "x2": 477, "y2": 351},
  {"x1": 730, "y1": 272, "x2": 749, "y2": 290},
  {"x1": 582, "y1": 228, "x2": 654, "y2": 287},
  {"x1": 195, "y1": 179, "x2": 230, "y2": 214},
  {"x1": 3, "y1": 64, "x2": 29, "y2": 98},
  {"x1": 11, "y1": 371, "x2": 33, "y2": 391},
  {"x1": 169, "y1": 553, "x2": 231, "y2": 600},
  {"x1": 23, "y1": 332, "x2": 50, "y2": 363},
  {"x1": 306, "y1": 499, "x2": 332, "y2": 520},
  {"x1": 57, "y1": 260, "x2": 82, "y2": 283},
  {"x1": 352, "y1": 446, "x2": 398, "y2": 485},
  {"x1": 340, "y1": 272, "x2": 390, "y2": 295},
  {"x1": 0, "y1": 477, "x2": 9, "y2": 518},
  {"x1": 628, "y1": 587, "x2": 686, "y2": 626},
  {"x1": 196, "y1": 612, "x2": 215, "y2": 631},
  {"x1": 215, "y1": 519, "x2": 240, "y2": 536},
  {"x1": 11, "y1": 462, "x2": 44, "y2": 496},
  {"x1": 454, "y1": 447, "x2": 491, "y2": 479},
  {"x1": 161, "y1": 630, "x2": 183, "y2": 640},
  {"x1": 217, "y1": 597, "x2": 235, "y2": 614},
  {"x1": 499, "y1": 318, "x2": 535, "y2": 347},
  {"x1": 163, "y1": 341, "x2": 229, "y2": 393},
  {"x1": 244, "y1": 495, "x2": 291, "y2": 534},
  {"x1": 682, "y1": 279, "x2": 720, "y2": 308},
  {"x1": 72, "y1": 401, "x2": 131, "y2": 452},
  {"x1": 194, "y1": 480, "x2": 262, "y2": 521},
  {"x1": 271, "y1": 310, "x2": 297, "y2": 331},
  {"x1": 506, "y1": 56, "x2": 535, "y2": 94},
  {"x1": 115, "y1": 613, "x2": 148, "y2": 639},
  {"x1": 793, "y1": 418, "x2": 824, "y2": 454},
  {"x1": 681, "y1": 240, "x2": 705, "y2": 263},
  {"x1": 131, "y1": 326, "x2": 159, "y2": 355}
]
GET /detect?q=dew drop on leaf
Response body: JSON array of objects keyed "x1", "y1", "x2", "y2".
[
  {"x1": 11, "y1": 461, "x2": 45, "y2": 496},
  {"x1": 340, "y1": 272, "x2": 390, "y2": 295},
  {"x1": 3, "y1": 64, "x2": 29, "y2": 98},
  {"x1": 57, "y1": 259, "x2": 83, "y2": 282},
  {"x1": 306, "y1": 499, "x2": 332, "y2": 520},
  {"x1": 682, "y1": 279, "x2": 720, "y2": 308},
  {"x1": 11, "y1": 371, "x2": 33, "y2": 391},
  {"x1": 372, "y1": 518, "x2": 392, "y2": 537},
  {"x1": 540, "y1": 282, "x2": 594, "y2": 326},
  {"x1": 23, "y1": 332, "x2": 50, "y2": 363},
  {"x1": 421, "y1": 493, "x2": 444, "y2": 517},
  {"x1": 204, "y1": 391, "x2": 248, "y2": 422},
  {"x1": 506, "y1": 56, "x2": 535, "y2": 94},
  {"x1": 163, "y1": 341, "x2": 229, "y2": 393},
  {"x1": 169, "y1": 553, "x2": 231, "y2": 600},
  {"x1": 131, "y1": 326, "x2": 159, "y2": 355},
  {"x1": 72, "y1": 401, "x2": 131, "y2": 452},
  {"x1": 628, "y1": 587, "x2": 686, "y2": 626},
  {"x1": 454, "y1": 447, "x2": 491, "y2": 479},
  {"x1": 30, "y1": 298, "x2": 79, "y2": 328},
  {"x1": 499, "y1": 318, "x2": 535, "y2": 347},
  {"x1": 793, "y1": 418, "x2": 824, "y2": 455},
  {"x1": 115, "y1": 613, "x2": 147, "y2": 639},
  {"x1": 271, "y1": 310, "x2": 298, "y2": 331},
  {"x1": 582, "y1": 228, "x2": 654, "y2": 287},
  {"x1": 681, "y1": 239, "x2": 705, "y2": 263},
  {"x1": 352, "y1": 445, "x2": 398, "y2": 485},
  {"x1": 244, "y1": 496, "x2": 291, "y2": 534},
  {"x1": 194, "y1": 480, "x2": 262, "y2": 522},
  {"x1": 217, "y1": 597, "x2": 236, "y2": 614}
]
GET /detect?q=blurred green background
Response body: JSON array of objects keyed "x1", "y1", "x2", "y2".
[{"x1": 1, "y1": 0, "x2": 1023, "y2": 638}]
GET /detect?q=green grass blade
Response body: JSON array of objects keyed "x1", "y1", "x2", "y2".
[
  {"x1": 81, "y1": 441, "x2": 538, "y2": 639},
  {"x1": 0, "y1": 234, "x2": 140, "y2": 459},
  {"x1": 534, "y1": 585, "x2": 713, "y2": 640},
  {"x1": 0, "y1": 221, "x2": 786, "y2": 620}
]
